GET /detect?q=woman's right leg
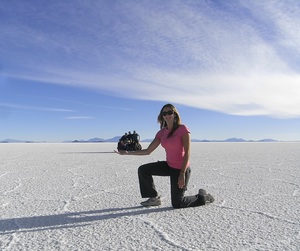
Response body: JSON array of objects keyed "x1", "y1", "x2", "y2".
[
  {"x1": 138, "y1": 161, "x2": 170, "y2": 198},
  {"x1": 169, "y1": 168, "x2": 207, "y2": 208}
]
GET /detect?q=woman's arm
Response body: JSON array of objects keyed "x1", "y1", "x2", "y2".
[
  {"x1": 180, "y1": 132, "x2": 191, "y2": 173},
  {"x1": 115, "y1": 137, "x2": 160, "y2": 156},
  {"x1": 178, "y1": 132, "x2": 191, "y2": 188}
]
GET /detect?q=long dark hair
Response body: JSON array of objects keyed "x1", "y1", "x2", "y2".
[{"x1": 157, "y1": 104, "x2": 181, "y2": 138}]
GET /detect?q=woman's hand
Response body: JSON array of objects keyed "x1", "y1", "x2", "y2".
[
  {"x1": 178, "y1": 173, "x2": 185, "y2": 189},
  {"x1": 114, "y1": 150, "x2": 128, "y2": 155}
]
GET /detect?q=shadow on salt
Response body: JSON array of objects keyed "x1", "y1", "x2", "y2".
[{"x1": 0, "y1": 206, "x2": 173, "y2": 234}]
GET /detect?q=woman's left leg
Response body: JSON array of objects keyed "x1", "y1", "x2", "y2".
[
  {"x1": 170, "y1": 167, "x2": 205, "y2": 208},
  {"x1": 138, "y1": 161, "x2": 170, "y2": 198}
]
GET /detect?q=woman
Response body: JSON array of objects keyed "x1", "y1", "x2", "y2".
[{"x1": 115, "y1": 104, "x2": 214, "y2": 208}]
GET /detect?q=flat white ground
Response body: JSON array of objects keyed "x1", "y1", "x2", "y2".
[{"x1": 0, "y1": 142, "x2": 299, "y2": 251}]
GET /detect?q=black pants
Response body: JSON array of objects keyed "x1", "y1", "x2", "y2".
[{"x1": 138, "y1": 161, "x2": 205, "y2": 208}]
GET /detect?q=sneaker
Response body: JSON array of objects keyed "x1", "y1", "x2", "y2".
[
  {"x1": 198, "y1": 189, "x2": 207, "y2": 197},
  {"x1": 141, "y1": 196, "x2": 162, "y2": 207},
  {"x1": 205, "y1": 193, "x2": 215, "y2": 203},
  {"x1": 198, "y1": 189, "x2": 214, "y2": 204}
]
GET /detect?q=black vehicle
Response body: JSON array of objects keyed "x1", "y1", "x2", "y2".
[{"x1": 117, "y1": 130, "x2": 142, "y2": 151}]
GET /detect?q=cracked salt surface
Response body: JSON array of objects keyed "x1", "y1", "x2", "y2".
[{"x1": 0, "y1": 142, "x2": 299, "y2": 250}]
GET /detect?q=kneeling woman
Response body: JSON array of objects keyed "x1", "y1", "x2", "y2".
[{"x1": 115, "y1": 103, "x2": 214, "y2": 208}]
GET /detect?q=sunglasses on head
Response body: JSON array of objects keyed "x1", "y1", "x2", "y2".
[{"x1": 162, "y1": 110, "x2": 174, "y2": 116}]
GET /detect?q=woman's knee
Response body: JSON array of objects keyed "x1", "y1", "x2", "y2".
[
  {"x1": 172, "y1": 201, "x2": 183, "y2": 209},
  {"x1": 171, "y1": 197, "x2": 183, "y2": 209},
  {"x1": 138, "y1": 163, "x2": 149, "y2": 176}
]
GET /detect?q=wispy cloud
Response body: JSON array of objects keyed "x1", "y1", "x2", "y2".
[
  {"x1": 1, "y1": 0, "x2": 300, "y2": 118},
  {"x1": 17, "y1": 95, "x2": 133, "y2": 111},
  {"x1": 0, "y1": 103, "x2": 74, "y2": 113},
  {"x1": 64, "y1": 116, "x2": 95, "y2": 120}
]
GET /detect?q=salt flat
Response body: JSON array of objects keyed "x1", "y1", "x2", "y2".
[{"x1": 0, "y1": 142, "x2": 299, "y2": 251}]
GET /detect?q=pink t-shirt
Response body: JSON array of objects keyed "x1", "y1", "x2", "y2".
[{"x1": 155, "y1": 124, "x2": 190, "y2": 169}]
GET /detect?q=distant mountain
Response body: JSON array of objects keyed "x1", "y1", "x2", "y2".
[
  {"x1": 67, "y1": 138, "x2": 104, "y2": 143},
  {"x1": 64, "y1": 136, "x2": 121, "y2": 143},
  {"x1": 193, "y1": 138, "x2": 278, "y2": 142},
  {"x1": 191, "y1": 139, "x2": 211, "y2": 142},
  {"x1": 104, "y1": 136, "x2": 121, "y2": 142},
  {"x1": 224, "y1": 137, "x2": 247, "y2": 142},
  {"x1": 88, "y1": 137, "x2": 105, "y2": 142},
  {"x1": 0, "y1": 139, "x2": 34, "y2": 143},
  {"x1": 114, "y1": 137, "x2": 278, "y2": 143},
  {"x1": 257, "y1": 139, "x2": 278, "y2": 142}
]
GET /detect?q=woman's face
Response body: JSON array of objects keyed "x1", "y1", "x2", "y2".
[{"x1": 162, "y1": 107, "x2": 175, "y2": 123}]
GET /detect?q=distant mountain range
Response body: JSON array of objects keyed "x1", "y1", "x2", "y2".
[
  {"x1": 0, "y1": 139, "x2": 36, "y2": 143},
  {"x1": 0, "y1": 137, "x2": 280, "y2": 143},
  {"x1": 63, "y1": 137, "x2": 121, "y2": 143},
  {"x1": 190, "y1": 137, "x2": 279, "y2": 142}
]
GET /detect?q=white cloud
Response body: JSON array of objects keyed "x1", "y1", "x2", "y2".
[
  {"x1": 122, "y1": 70, "x2": 300, "y2": 118},
  {"x1": 1, "y1": 1, "x2": 300, "y2": 118}
]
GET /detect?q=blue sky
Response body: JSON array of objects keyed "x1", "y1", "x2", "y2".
[{"x1": 1, "y1": 0, "x2": 300, "y2": 142}]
